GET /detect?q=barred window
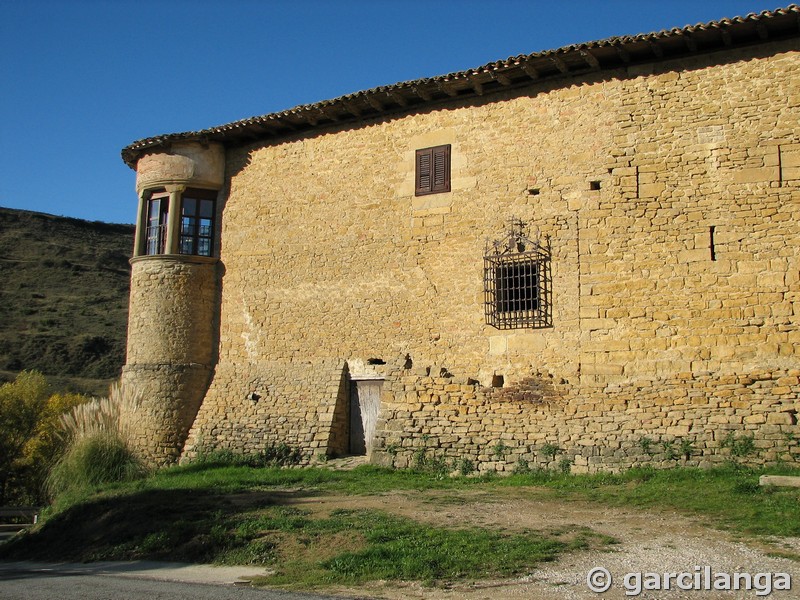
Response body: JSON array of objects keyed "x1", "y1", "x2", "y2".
[{"x1": 484, "y1": 220, "x2": 551, "y2": 329}]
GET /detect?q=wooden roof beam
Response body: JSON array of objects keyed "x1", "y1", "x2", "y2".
[
  {"x1": 412, "y1": 86, "x2": 433, "y2": 102},
  {"x1": 580, "y1": 49, "x2": 601, "y2": 69},
  {"x1": 436, "y1": 81, "x2": 459, "y2": 97},
  {"x1": 468, "y1": 76, "x2": 484, "y2": 95},
  {"x1": 521, "y1": 61, "x2": 540, "y2": 80},
  {"x1": 489, "y1": 70, "x2": 512, "y2": 85},
  {"x1": 272, "y1": 116, "x2": 297, "y2": 131},
  {"x1": 241, "y1": 129, "x2": 264, "y2": 142},
  {"x1": 366, "y1": 95, "x2": 384, "y2": 111},
  {"x1": 242, "y1": 123, "x2": 270, "y2": 137},
  {"x1": 646, "y1": 40, "x2": 664, "y2": 58},
  {"x1": 757, "y1": 22, "x2": 770, "y2": 40},
  {"x1": 684, "y1": 33, "x2": 698, "y2": 52},
  {"x1": 614, "y1": 44, "x2": 631, "y2": 63},
  {"x1": 318, "y1": 106, "x2": 339, "y2": 122},
  {"x1": 550, "y1": 54, "x2": 569, "y2": 73},
  {"x1": 387, "y1": 90, "x2": 408, "y2": 107},
  {"x1": 342, "y1": 100, "x2": 362, "y2": 117}
]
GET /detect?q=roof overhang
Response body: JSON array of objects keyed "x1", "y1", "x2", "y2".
[{"x1": 122, "y1": 5, "x2": 800, "y2": 169}]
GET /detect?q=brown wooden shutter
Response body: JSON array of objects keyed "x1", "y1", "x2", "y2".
[
  {"x1": 415, "y1": 144, "x2": 450, "y2": 196},
  {"x1": 415, "y1": 147, "x2": 433, "y2": 195},
  {"x1": 432, "y1": 144, "x2": 450, "y2": 193}
]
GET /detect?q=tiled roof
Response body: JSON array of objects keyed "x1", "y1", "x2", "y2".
[{"x1": 122, "y1": 5, "x2": 800, "y2": 168}]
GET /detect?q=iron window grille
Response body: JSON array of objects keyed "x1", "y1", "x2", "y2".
[{"x1": 484, "y1": 219, "x2": 551, "y2": 330}]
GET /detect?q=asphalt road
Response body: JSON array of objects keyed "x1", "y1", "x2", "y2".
[{"x1": 0, "y1": 563, "x2": 363, "y2": 600}]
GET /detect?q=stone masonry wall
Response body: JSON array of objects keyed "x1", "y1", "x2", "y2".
[
  {"x1": 183, "y1": 39, "x2": 800, "y2": 470},
  {"x1": 182, "y1": 359, "x2": 349, "y2": 462},
  {"x1": 124, "y1": 257, "x2": 219, "y2": 465},
  {"x1": 370, "y1": 361, "x2": 799, "y2": 473}
]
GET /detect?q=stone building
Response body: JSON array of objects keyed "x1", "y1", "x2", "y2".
[{"x1": 120, "y1": 6, "x2": 800, "y2": 472}]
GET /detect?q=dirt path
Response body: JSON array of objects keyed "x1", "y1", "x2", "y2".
[{"x1": 285, "y1": 488, "x2": 799, "y2": 599}]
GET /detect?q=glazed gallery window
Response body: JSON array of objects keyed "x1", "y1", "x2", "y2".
[
  {"x1": 484, "y1": 221, "x2": 551, "y2": 329},
  {"x1": 415, "y1": 144, "x2": 451, "y2": 196},
  {"x1": 179, "y1": 190, "x2": 216, "y2": 257},
  {"x1": 143, "y1": 188, "x2": 217, "y2": 257},
  {"x1": 145, "y1": 191, "x2": 169, "y2": 255}
]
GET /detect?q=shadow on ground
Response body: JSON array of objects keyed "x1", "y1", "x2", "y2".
[{"x1": 0, "y1": 487, "x2": 318, "y2": 564}]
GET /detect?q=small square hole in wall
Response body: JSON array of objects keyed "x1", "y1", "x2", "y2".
[
  {"x1": 527, "y1": 188, "x2": 540, "y2": 196},
  {"x1": 589, "y1": 181, "x2": 601, "y2": 191}
]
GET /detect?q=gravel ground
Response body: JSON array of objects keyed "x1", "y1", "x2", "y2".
[{"x1": 304, "y1": 490, "x2": 799, "y2": 600}]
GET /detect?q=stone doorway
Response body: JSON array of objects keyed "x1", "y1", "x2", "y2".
[{"x1": 349, "y1": 379, "x2": 382, "y2": 455}]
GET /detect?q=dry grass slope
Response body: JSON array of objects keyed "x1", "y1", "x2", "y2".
[{"x1": 0, "y1": 207, "x2": 134, "y2": 393}]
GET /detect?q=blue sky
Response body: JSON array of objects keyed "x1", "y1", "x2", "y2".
[{"x1": 0, "y1": 0, "x2": 787, "y2": 224}]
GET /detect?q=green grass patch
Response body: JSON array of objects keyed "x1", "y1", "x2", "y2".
[
  {"x1": 522, "y1": 465, "x2": 800, "y2": 537},
  {"x1": 52, "y1": 462, "x2": 800, "y2": 538},
  {"x1": 249, "y1": 508, "x2": 608, "y2": 587},
  {"x1": 47, "y1": 432, "x2": 148, "y2": 501},
  {"x1": 2, "y1": 461, "x2": 798, "y2": 589}
]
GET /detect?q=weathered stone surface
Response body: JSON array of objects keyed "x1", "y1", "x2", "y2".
[
  {"x1": 123, "y1": 257, "x2": 220, "y2": 466},
  {"x1": 759, "y1": 475, "x2": 800, "y2": 488},
  {"x1": 124, "y1": 37, "x2": 800, "y2": 472},
  {"x1": 135, "y1": 142, "x2": 225, "y2": 193}
]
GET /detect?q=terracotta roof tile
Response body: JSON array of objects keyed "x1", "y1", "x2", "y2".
[{"x1": 122, "y1": 5, "x2": 800, "y2": 168}]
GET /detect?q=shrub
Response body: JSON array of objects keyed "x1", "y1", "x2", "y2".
[
  {"x1": 491, "y1": 440, "x2": 508, "y2": 460},
  {"x1": 58, "y1": 381, "x2": 140, "y2": 441},
  {"x1": 0, "y1": 371, "x2": 89, "y2": 504},
  {"x1": 16, "y1": 391, "x2": 91, "y2": 503},
  {"x1": 0, "y1": 371, "x2": 51, "y2": 502},
  {"x1": 540, "y1": 443, "x2": 561, "y2": 460},
  {"x1": 679, "y1": 438, "x2": 695, "y2": 460},
  {"x1": 47, "y1": 381, "x2": 146, "y2": 501},
  {"x1": 46, "y1": 432, "x2": 146, "y2": 499},
  {"x1": 662, "y1": 440, "x2": 677, "y2": 461},
  {"x1": 458, "y1": 457, "x2": 476, "y2": 476},
  {"x1": 512, "y1": 458, "x2": 531, "y2": 475},
  {"x1": 721, "y1": 432, "x2": 757, "y2": 458}
]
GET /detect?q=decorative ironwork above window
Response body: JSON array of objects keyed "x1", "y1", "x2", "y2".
[{"x1": 484, "y1": 219, "x2": 551, "y2": 330}]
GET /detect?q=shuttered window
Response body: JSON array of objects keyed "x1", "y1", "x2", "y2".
[{"x1": 415, "y1": 144, "x2": 451, "y2": 196}]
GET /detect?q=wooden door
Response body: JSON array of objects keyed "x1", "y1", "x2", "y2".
[{"x1": 349, "y1": 379, "x2": 382, "y2": 455}]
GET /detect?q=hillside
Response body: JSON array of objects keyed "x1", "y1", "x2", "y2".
[{"x1": 0, "y1": 207, "x2": 134, "y2": 389}]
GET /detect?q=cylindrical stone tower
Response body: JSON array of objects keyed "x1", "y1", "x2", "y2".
[{"x1": 121, "y1": 141, "x2": 224, "y2": 466}]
